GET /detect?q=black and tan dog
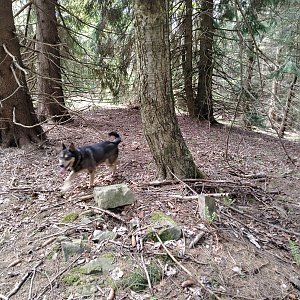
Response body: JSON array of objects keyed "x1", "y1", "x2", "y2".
[{"x1": 59, "y1": 132, "x2": 121, "y2": 191}]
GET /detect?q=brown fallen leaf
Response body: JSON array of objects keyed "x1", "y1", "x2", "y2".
[
  {"x1": 106, "y1": 287, "x2": 115, "y2": 300},
  {"x1": 181, "y1": 278, "x2": 196, "y2": 288}
]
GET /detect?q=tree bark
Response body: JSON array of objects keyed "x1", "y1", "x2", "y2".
[
  {"x1": 278, "y1": 74, "x2": 297, "y2": 138},
  {"x1": 195, "y1": 0, "x2": 216, "y2": 123},
  {"x1": 0, "y1": 0, "x2": 45, "y2": 147},
  {"x1": 134, "y1": 0, "x2": 203, "y2": 180},
  {"x1": 183, "y1": 0, "x2": 195, "y2": 115},
  {"x1": 35, "y1": 0, "x2": 70, "y2": 123},
  {"x1": 242, "y1": 39, "x2": 255, "y2": 128}
]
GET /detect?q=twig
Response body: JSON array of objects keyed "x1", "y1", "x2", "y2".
[
  {"x1": 189, "y1": 231, "x2": 205, "y2": 249},
  {"x1": 147, "y1": 178, "x2": 237, "y2": 187},
  {"x1": 12, "y1": 106, "x2": 63, "y2": 129},
  {"x1": 6, "y1": 270, "x2": 32, "y2": 298},
  {"x1": 140, "y1": 254, "x2": 152, "y2": 293},
  {"x1": 77, "y1": 204, "x2": 126, "y2": 223},
  {"x1": 2, "y1": 43, "x2": 28, "y2": 75},
  {"x1": 28, "y1": 261, "x2": 42, "y2": 300},
  {"x1": 35, "y1": 254, "x2": 82, "y2": 300},
  {"x1": 170, "y1": 193, "x2": 230, "y2": 200},
  {"x1": 228, "y1": 205, "x2": 300, "y2": 237},
  {"x1": 153, "y1": 231, "x2": 222, "y2": 300},
  {"x1": 166, "y1": 168, "x2": 198, "y2": 195}
]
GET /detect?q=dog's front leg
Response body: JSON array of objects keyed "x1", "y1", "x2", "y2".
[{"x1": 62, "y1": 171, "x2": 76, "y2": 192}]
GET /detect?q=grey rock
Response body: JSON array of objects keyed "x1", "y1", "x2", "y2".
[
  {"x1": 92, "y1": 230, "x2": 117, "y2": 242},
  {"x1": 61, "y1": 239, "x2": 89, "y2": 261},
  {"x1": 147, "y1": 211, "x2": 182, "y2": 241},
  {"x1": 94, "y1": 184, "x2": 136, "y2": 209},
  {"x1": 80, "y1": 253, "x2": 115, "y2": 275}
]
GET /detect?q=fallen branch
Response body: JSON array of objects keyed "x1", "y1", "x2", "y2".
[
  {"x1": 228, "y1": 205, "x2": 300, "y2": 237},
  {"x1": 147, "y1": 178, "x2": 236, "y2": 187},
  {"x1": 140, "y1": 254, "x2": 152, "y2": 293},
  {"x1": 170, "y1": 193, "x2": 230, "y2": 200}
]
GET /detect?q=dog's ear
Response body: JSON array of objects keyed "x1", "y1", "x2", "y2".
[
  {"x1": 69, "y1": 143, "x2": 76, "y2": 152},
  {"x1": 62, "y1": 143, "x2": 66, "y2": 150}
]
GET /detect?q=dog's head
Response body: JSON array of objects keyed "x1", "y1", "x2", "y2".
[{"x1": 58, "y1": 143, "x2": 76, "y2": 175}]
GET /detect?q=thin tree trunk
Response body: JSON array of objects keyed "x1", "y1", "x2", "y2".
[
  {"x1": 242, "y1": 39, "x2": 255, "y2": 128},
  {"x1": 195, "y1": 0, "x2": 216, "y2": 123},
  {"x1": 134, "y1": 0, "x2": 203, "y2": 179},
  {"x1": 278, "y1": 74, "x2": 297, "y2": 138},
  {"x1": 183, "y1": 0, "x2": 194, "y2": 115},
  {"x1": 268, "y1": 47, "x2": 282, "y2": 125},
  {"x1": 35, "y1": 0, "x2": 70, "y2": 123}
]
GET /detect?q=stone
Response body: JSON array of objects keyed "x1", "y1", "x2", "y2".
[
  {"x1": 92, "y1": 230, "x2": 117, "y2": 242},
  {"x1": 79, "y1": 253, "x2": 115, "y2": 275},
  {"x1": 61, "y1": 239, "x2": 89, "y2": 261},
  {"x1": 197, "y1": 194, "x2": 217, "y2": 222},
  {"x1": 93, "y1": 184, "x2": 136, "y2": 209},
  {"x1": 147, "y1": 211, "x2": 182, "y2": 241}
]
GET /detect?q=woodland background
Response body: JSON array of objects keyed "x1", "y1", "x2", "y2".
[{"x1": 0, "y1": 0, "x2": 300, "y2": 299}]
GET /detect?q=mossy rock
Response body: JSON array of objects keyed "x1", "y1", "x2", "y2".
[
  {"x1": 146, "y1": 211, "x2": 182, "y2": 242},
  {"x1": 79, "y1": 253, "x2": 115, "y2": 275}
]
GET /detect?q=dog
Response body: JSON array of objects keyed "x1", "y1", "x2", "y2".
[{"x1": 59, "y1": 132, "x2": 121, "y2": 192}]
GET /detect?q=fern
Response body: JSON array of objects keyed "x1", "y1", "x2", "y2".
[{"x1": 288, "y1": 240, "x2": 300, "y2": 266}]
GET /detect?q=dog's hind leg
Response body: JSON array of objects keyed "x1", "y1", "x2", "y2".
[
  {"x1": 106, "y1": 159, "x2": 118, "y2": 177},
  {"x1": 89, "y1": 170, "x2": 96, "y2": 187}
]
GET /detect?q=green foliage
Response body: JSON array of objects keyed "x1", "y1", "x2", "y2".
[
  {"x1": 205, "y1": 206, "x2": 217, "y2": 224},
  {"x1": 288, "y1": 240, "x2": 300, "y2": 266},
  {"x1": 121, "y1": 263, "x2": 162, "y2": 292},
  {"x1": 244, "y1": 110, "x2": 266, "y2": 128},
  {"x1": 268, "y1": 61, "x2": 300, "y2": 80},
  {"x1": 222, "y1": 195, "x2": 234, "y2": 206}
]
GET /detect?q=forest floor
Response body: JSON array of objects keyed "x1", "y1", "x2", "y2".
[{"x1": 0, "y1": 107, "x2": 300, "y2": 300}]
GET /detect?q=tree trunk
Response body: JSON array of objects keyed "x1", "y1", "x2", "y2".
[
  {"x1": 182, "y1": 0, "x2": 195, "y2": 115},
  {"x1": 0, "y1": 0, "x2": 45, "y2": 147},
  {"x1": 242, "y1": 39, "x2": 255, "y2": 128},
  {"x1": 134, "y1": 0, "x2": 203, "y2": 180},
  {"x1": 195, "y1": 0, "x2": 216, "y2": 123},
  {"x1": 268, "y1": 47, "x2": 282, "y2": 126},
  {"x1": 35, "y1": 0, "x2": 70, "y2": 123},
  {"x1": 278, "y1": 74, "x2": 297, "y2": 138}
]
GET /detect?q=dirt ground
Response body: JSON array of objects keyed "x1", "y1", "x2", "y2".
[{"x1": 0, "y1": 107, "x2": 300, "y2": 300}]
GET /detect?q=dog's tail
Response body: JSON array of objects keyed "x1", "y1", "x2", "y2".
[{"x1": 109, "y1": 131, "x2": 122, "y2": 145}]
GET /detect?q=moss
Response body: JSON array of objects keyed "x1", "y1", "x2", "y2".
[
  {"x1": 127, "y1": 271, "x2": 148, "y2": 291},
  {"x1": 102, "y1": 252, "x2": 115, "y2": 262},
  {"x1": 150, "y1": 211, "x2": 176, "y2": 225},
  {"x1": 63, "y1": 272, "x2": 81, "y2": 286},
  {"x1": 62, "y1": 212, "x2": 79, "y2": 223},
  {"x1": 120, "y1": 262, "x2": 162, "y2": 292}
]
